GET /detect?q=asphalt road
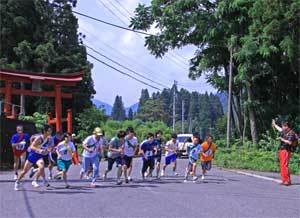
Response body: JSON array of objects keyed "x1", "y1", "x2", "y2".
[{"x1": 0, "y1": 158, "x2": 299, "y2": 218}]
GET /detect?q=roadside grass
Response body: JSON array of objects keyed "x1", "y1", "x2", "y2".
[{"x1": 214, "y1": 147, "x2": 300, "y2": 175}]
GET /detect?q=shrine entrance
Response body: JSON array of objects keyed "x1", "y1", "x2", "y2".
[{"x1": 0, "y1": 69, "x2": 83, "y2": 133}]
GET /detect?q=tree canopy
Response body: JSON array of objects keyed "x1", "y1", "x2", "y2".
[{"x1": 130, "y1": 0, "x2": 300, "y2": 142}]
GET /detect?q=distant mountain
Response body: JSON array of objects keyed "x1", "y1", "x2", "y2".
[
  {"x1": 92, "y1": 99, "x2": 139, "y2": 116},
  {"x1": 92, "y1": 99, "x2": 113, "y2": 116},
  {"x1": 216, "y1": 92, "x2": 228, "y2": 113}
]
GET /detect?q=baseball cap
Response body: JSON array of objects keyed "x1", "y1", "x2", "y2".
[{"x1": 93, "y1": 127, "x2": 103, "y2": 136}]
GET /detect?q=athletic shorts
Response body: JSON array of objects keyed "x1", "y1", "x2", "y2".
[
  {"x1": 13, "y1": 148, "x2": 26, "y2": 158},
  {"x1": 107, "y1": 157, "x2": 123, "y2": 171},
  {"x1": 165, "y1": 154, "x2": 177, "y2": 165},
  {"x1": 142, "y1": 158, "x2": 155, "y2": 174},
  {"x1": 201, "y1": 161, "x2": 212, "y2": 171},
  {"x1": 124, "y1": 156, "x2": 133, "y2": 168},
  {"x1": 27, "y1": 151, "x2": 45, "y2": 165},
  {"x1": 57, "y1": 159, "x2": 72, "y2": 172}
]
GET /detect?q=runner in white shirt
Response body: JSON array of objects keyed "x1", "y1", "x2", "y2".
[
  {"x1": 56, "y1": 133, "x2": 76, "y2": 188},
  {"x1": 80, "y1": 127, "x2": 104, "y2": 188},
  {"x1": 122, "y1": 127, "x2": 138, "y2": 183},
  {"x1": 161, "y1": 133, "x2": 179, "y2": 176}
]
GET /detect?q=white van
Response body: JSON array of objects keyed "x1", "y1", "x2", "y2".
[{"x1": 177, "y1": 134, "x2": 193, "y2": 157}]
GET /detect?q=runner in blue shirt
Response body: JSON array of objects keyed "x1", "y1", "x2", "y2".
[
  {"x1": 10, "y1": 125, "x2": 30, "y2": 180},
  {"x1": 184, "y1": 133, "x2": 203, "y2": 183},
  {"x1": 14, "y1": 125, "x2": 53, "y2": 191},
  {"x1": 140, "y1": 133, "x2": 157, "y2": 180}
]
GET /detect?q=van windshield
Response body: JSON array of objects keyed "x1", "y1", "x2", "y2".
[{"x1": 177, "y1": 136, "x2": 192, "y2": 143}]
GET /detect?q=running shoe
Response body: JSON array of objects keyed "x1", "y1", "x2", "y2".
[
  {"x1": 14, "y1": 174, "x2": 18, "y2": 180},
  {"x1": 32, "y1": 180, "x2": 40, "y2": 188},
  {"x1": 116, "y1": 180, "x2": 122, "y2": 185},
  {"x1": 192, "y1": 176, "x2": 198, "y2": 181},
  {"x1": 184, "y1": 179, "x2": 188, "y2": 183},
  {"x1": 42, "y1": 181, "x2": 50, "y2": 187},
  {"x1": 103, "y1": 173, "x2": 107, "y2": 181},
  {"x1": 125, "y1": 179, "x2": 129, "y2": 184},
  {"x1": 173, "y1": 172, "x2": 179, "y2": 176},
  {"x1": 128, "y1": 176, "x2": 133, "y2": 181},
  {"x1": 14, "y1": 181, "x2": 21, "y2": 191},
  {"x1": 79, "y1": 171, "x2": 84, "y2": 180},
  {"x1": 161, "y1": 170, "x2": 165, "y2": 177},
  {"x1": 90, "y1": 182, "x2": 97, "y2": 188},
  {"x1": 201, "y1": 175, "x2": 205, "y2": 180}
]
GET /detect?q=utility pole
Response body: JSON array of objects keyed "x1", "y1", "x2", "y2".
[
  {"x1": 226, "y1": 46, "x2": 233, "y2": 148},
  {"x1": 188, "y1": 116, "x2": 192, "y2": 133},
  {"x1": 181, "y1": 100, "x2": 185, "y2": 133},
  {"x1": 172, "y1": 80, "x2": 177, "y2": 132}
]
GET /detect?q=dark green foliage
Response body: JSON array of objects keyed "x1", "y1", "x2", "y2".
[
  {"x1": 111, "y1": 95, "x2": 126, "y2": 121},
  {"x1": 0, "y1": 0, "x2": 95, "y2": 120},
  {"x1": 127, "y1": 108, "x2": 134, "y2": 120},
  {"x1": 131, "y1": 0, "x2": 300, "y2": 143},
  {"x1": 136, "y1": 87, "x2": 224, "y2": 134}
]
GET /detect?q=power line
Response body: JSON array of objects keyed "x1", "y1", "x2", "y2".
[
  {"x1": 85, "y1": 44, "x2": 169, "y2": 89},
  {"x1": 87, "y1": 53, "x2": 162, "y2": 91},
  {"x1": 97, "y1": 0, "x2": 128, "y2": 26},
  {"x1": 107, "y1": 0, "x2": 131, "y2": 22},
  {"x1": 112, "y1": 0, "x2": 132, "y2": 17},
  {"x1": 95, "y1": 0, "x2": 189, "y2": 70},
  {"x1": 51, "y1": 3, "x2": 153, "y2": 36},
  {"x1": 79, "y1": 25, "x2": 173, "y2": 86},
  {"x1": 110, "y1": 0, "x2": 190, "y2": 66}
]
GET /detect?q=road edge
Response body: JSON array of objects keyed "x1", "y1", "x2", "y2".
[{"x1": 217, "y1": 167, "x2": 282, "y2": 183}]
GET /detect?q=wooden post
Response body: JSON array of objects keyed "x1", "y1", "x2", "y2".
[
  {"x1": 55, "y1": 85, "x2": 62, "y2": 132},
  {"x1": 4, "y1": 80, "x2": 12, "y2": 115},
  {"x1": 67, "y1": 109, "x2": 72, "y2": 133},
  {"x1": 47, "y1": 112, "x2": 52, "y2": 125}
]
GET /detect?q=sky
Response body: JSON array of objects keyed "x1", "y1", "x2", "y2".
[{"x1": 75, "y1": 0, "x2": 216, "y2": 107}]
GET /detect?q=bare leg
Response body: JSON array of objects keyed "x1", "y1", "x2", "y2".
[
  {"x1": 156, "y1": 162, "x2": 160, "y2": 177},
  {"x1": 20, "y1": 153, "x2": 26, "y2": 170},
  {"x1": 173, "y1": 161, "x2": 177, "y2": 172},
  {"x1": 17, "y1": 161, "x2": 32, "y2": 182},
  {"x1": 36, "y1": 159, "x2": 46, "y2": 182},
  {"x1": 13, "y1": 156, "x2": 20, "y2": 175}
]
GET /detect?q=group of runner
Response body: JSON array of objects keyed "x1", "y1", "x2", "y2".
[{"x1": 11, "y1": 124, "x2": 217, "y2": 191}]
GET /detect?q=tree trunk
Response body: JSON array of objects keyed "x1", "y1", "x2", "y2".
[
  {"x1": 232, "y1": 93, "x2": 243, "y2": 139},
  {"x1": 246, "y1": 82, "x2": 258, "y2": 144}
]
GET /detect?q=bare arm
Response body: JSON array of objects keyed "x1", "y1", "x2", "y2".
[
  {"x1": 82, "y1": 143, "x2": 91, "y2": 152},
  {"x1": 280, "y1": 137, "x2": 292, "y2": 145},
  {"x1": 30, "y1": 138, "x2": 43, "y2": 154},
  {"x1": 272, "y1": 119, "x2": 282, "y2": 132}
]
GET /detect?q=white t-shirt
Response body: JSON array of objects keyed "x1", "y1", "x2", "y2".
[
  {"x1": 124, "y1": 136, "x2": 138, "y2": 157},
  {"x1": 56, "y1": 141, "x2": 76, "y2": 161},
  {"x1": 82, "y1": 135, "x2": 103, "y2": 158},
  {"x1": 165, "y1": 140, "x2": 178, "y2": 157}
]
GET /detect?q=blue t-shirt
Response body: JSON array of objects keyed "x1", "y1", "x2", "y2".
[
  {"x1": 140, "y1": 140, "x2": 156, "y2": 160},
  {"x1": 10, "y1": 133, "x2": 30, "y2": 150},
  {"x1": 189, "y1": 143, "x2": 202, "y2": 160}
]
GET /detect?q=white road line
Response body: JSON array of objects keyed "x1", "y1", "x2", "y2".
[{"x1": 225, "y1": 169, "x2": 282, "y2": 183}]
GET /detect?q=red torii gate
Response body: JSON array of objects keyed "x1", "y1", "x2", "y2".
[{"x1": 0, "y1": 69, "x2": 83, "y2": 133}]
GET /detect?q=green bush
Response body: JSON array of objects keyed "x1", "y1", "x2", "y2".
[
  {"x1": 19, "y1": 112, "x2": 48, "y2": 131},
  {"x1": 214, "y1": 146, "x2": 300, "y2": 174}
]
